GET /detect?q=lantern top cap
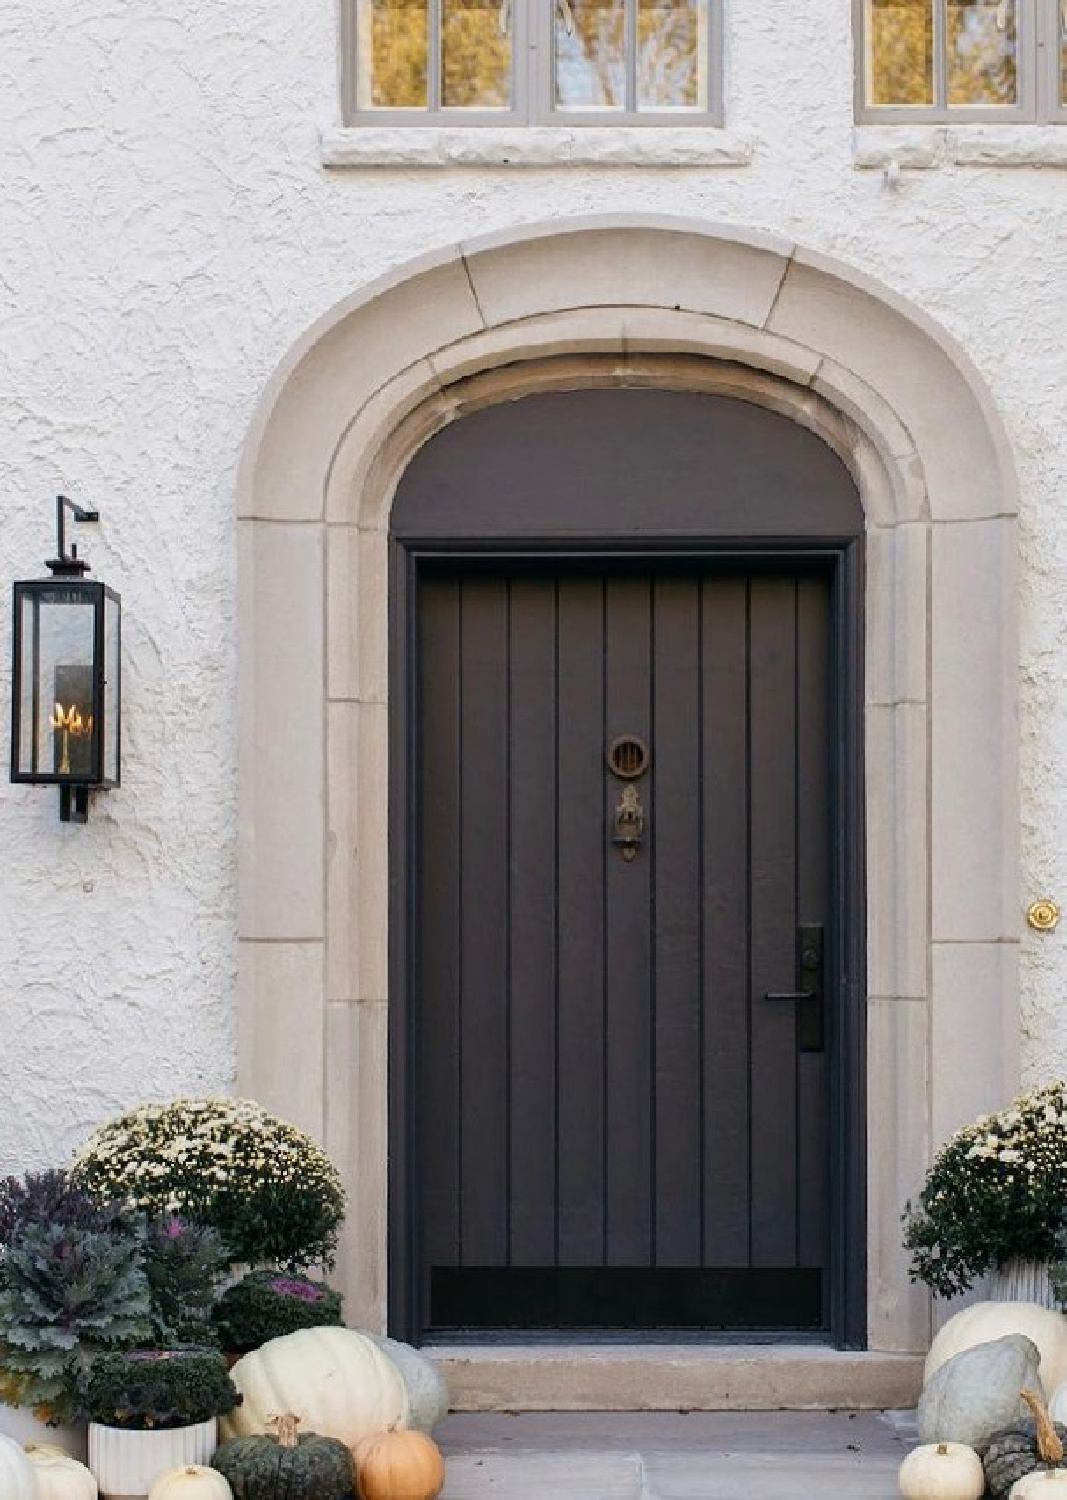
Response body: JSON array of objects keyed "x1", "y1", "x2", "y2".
[{"x1": 46, "y1": 494, "x2": 99, "y2": 577}]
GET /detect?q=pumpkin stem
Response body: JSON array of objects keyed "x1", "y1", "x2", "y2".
[
  {"x1": 936, "y1": 1443, "x2": 948, "y2": 1455},
  {"x1": 267, "y1": 1413, "x2": 302, "y2": 1450},
  {"x1": 1023, "y1": 1389, "x2": 1065, "y2": 1465}
]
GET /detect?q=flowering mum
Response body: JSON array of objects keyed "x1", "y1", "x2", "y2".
[
  {"x1": 904, "y1": 1081, "x2": 1067, "y2": 1298},
  {"x1": 72, "y1": 1098, "x2": 346, "y2": 1271}
]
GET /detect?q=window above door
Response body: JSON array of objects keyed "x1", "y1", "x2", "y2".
[
  {"x1": 857, "y1": 0, "x2": 1067, "y2": 121},
  {"x1": 345, "y1": 0, "x2": 723, "y2": 125}
]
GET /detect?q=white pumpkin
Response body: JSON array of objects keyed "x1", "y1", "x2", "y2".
[
  {"x1": 26, "y1": 1451, "x2": 98, "y2": 1500},
  {"x1": 0, "y1": 1432, "x2": 40, "y2": 1500},
  {"x1": 149, "y1": 1465, "x2": 234, "y2": 1500},
  {"x1": 899, "y1": 1441, "x2": 985, "y2": 1500},
  {"x1": 926, "y1": 1304, "x2": 1067, "y2": 1393},
  {"x1": 220, "y1": 1325, "x2": 410, "y2": 1448},
  {"x1": 1010, "y1": 1472, "x2": 1067, "y2": 1498}
]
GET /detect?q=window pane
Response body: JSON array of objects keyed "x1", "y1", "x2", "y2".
[
  {"x1": 865, "y1": 0, "x2": 934, "y2": 106},
  {"x1": 443, "y1": 0, "x2": 512, "y2": 108},
  {"x1": 637, "y1": 0, "x2": 708, "y2": 111},
  {"x1": 555, "y1": 0, "x2": 626, "y2": 111},
  {"x1": 356, "y1": 0, "x2": 429, "y2": 109},
  {"x1": 947, "y1": 0, "x2": 1017, "y2": 106}
]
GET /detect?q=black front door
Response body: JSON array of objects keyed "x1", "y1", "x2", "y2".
[{"x1": 408, "y1": 562, "x2": 834, "y2": 1341}]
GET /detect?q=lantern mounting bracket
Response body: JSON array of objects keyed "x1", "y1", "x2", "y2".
[{"x1": 46, "y1": 495, "x2": 100, "y2": 577}]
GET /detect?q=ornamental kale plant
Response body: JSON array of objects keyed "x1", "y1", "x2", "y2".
[
  {"x1": 0, "y1": 1170, "x2": 132, "y2": 1249},
  {"x1": 211, "y1": 1269, "x2": 344, "y2": 1354},
  {"x1": 904, "y1": 1081, "x2": 1067, "y2": 1298},
  {"x1": 0, "y1": 1221, "x2": 153, "y2": 1423},
  {"x1": 143, "y1": 1216, "x2": 229, "y2": 1347},
  {"x1": 73, "y1": 1098, "x2": 347, "y2": 1270},
  {"x1": 78, "y1": 1347, "x2": 241, "y2": 1429}
]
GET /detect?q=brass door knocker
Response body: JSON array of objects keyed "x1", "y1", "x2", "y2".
[{"x1": 612, "y1": 784, "x2": 645, "y2": 861}]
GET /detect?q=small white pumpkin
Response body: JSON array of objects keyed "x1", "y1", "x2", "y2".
[
  {"x1": 149, "y1": 1464, "x2": 234, "y2": 1500},
  {"x1": 898, "y1": 1441, "x2": 985, "y2": 1500},
  {"x1": 926, "y1": 1304, "x2": 1067, "y2": 1394},
  {"x1": 221, "y1": 1325, "x2": 410, "y2": 1448},
  {"x1": 25, "y1": 1450, "x2": 98, "y2": 1500},
  {"x1": 1010, "y1": 1471, "x2": 1067, "y2": 1497},
  {"x1": 0, "y1": 1432, "x2": 40, "y2": 1500}
]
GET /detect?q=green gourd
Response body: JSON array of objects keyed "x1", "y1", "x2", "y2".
[
  {"x1": 212, "y1": 1414, "x2": 354, "y2": 1500},
  {"x1": 983, "y1": 1391, "x2": 1067, "y2": 1500}
]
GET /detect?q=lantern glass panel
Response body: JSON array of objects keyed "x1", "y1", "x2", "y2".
[
  {"x1": 104, "y1": 590, "x2": 120, "y2": 785},
  {"x1": 15, "y1": 588, "x2": 99, "y2": 781}
]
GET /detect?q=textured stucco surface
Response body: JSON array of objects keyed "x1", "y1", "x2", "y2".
[{"x1": 1, "y1": 0, "x2": 1065, "y2": 1174}]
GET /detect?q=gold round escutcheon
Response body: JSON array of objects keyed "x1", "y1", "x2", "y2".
[{"x1": 1027, "y1": 898, "x2": 1061, "y2": 933}]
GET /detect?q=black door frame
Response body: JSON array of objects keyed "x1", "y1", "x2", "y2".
[{"x1": 388, "y1": 537, "x2": 866, "y2": 1349}]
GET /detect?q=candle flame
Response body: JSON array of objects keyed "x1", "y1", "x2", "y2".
[{"x1": 50, "y1": 702, "x2": 93, "y2": 736}]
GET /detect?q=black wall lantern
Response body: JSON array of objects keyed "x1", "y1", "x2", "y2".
[{"x1": 11, "y1": 497, "x2": 121, "y2": 823}]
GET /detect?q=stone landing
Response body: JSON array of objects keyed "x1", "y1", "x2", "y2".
[{"x1": 431, "y1": 1344, "x2": 924, "y2": 1412}]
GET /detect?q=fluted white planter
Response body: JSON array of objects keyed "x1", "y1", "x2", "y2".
[
  {"x1": 89, "y1": 1418, "x2": 216, "y2": 1499},
  {"x1": 989, "y1": 1257, "x2": 1059, "y2": 1310}
]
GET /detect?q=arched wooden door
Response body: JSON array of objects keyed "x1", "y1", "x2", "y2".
[{"x1": 388, "y1": 388, "x2": 866, "y2": 1346}]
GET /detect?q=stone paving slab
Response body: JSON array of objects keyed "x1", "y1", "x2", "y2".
[{"x1": 436, "y1": 1409, "x2": 918, "y2": 1499}]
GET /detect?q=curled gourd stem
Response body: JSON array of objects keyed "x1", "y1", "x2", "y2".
[
  {"x1": 1022, "y1": 1389, "x2": 1065, "y2": 1465},
  {"x1": 267, "y1": 1413, "x2": 302, "y2": 1450},
  {"x1": 936, "y1": 1443, "x2": 949, "y2": 1455}
]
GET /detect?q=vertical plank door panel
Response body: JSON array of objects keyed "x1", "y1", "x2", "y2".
[
  {"x1": 417, "y1": 577, "x2": 463, "y2": 1320},
  {"x1": 748, "y1": 577, "x2": 799, "y2": 1267},
  {"x1": 651, "y1": 576, "x2": 703, "y2": 1267},
  {"x1": 458, "y1": 576, "x2": 510, "y2": 1267},
  {"x1": 700, "y1": 578, "x2": 752, "y2": 1268},
  {"x1": 556, "y1": 577, "x2": 608, "y2": 1267},
  {"x1": 796, "y1": 576, "x2": 832, "y2": 1274},
  {"x1": 507, "y1": 577, "x2": 559, "y2": 1267},
  {"x1": 604, "y1": 576, "x2": 653, "y2": 1267}
]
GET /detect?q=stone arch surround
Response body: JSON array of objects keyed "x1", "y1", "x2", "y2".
[{"x1": 236, "y1": 216, "x2": 1020, "y2": 1364}]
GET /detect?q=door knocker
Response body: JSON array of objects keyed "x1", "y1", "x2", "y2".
[{"x1": 612, "y1": 784, "x2": 645, "y2": 861}]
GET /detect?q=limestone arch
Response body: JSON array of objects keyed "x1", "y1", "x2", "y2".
[{"x1": 237, "y1": 216, "x2": 1019, "y2": 1360}]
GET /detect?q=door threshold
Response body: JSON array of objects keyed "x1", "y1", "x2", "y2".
[{"x1": 426, "y1": 1343, "x2": 923, "y2": 1412}]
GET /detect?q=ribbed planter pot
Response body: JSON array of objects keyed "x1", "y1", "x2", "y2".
[
  {"x1": 89, "y1": 1418, "x2": 217, "y2": 1499},
  {"x1": 990, "y1": 1257, "x2": 1058, "y2": 1309}
]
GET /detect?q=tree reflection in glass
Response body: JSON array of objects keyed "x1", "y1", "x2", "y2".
[
  {"x1": 637, "y1": 0, "x2": 708, "y2": 111},
  {"x1": 555, "y1": 0, "x2": 626, "y2": 110},
  {"x1": 865, "y1": 0, "x2": 934, "y2": 106},
  {"x1": 357, "y1": 0, "x2": 429, "y2": 108},
  {"x1": 443, "y1": 0, "x2": 513, "y2": 108},
  {"x1": 947, "y1": 0, "x2": 1017, "y2": 106}
]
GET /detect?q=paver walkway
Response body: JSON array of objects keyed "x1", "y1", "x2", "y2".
[{"x1": 436, "y1": 1409, "x2": 918, "y2": 1498}]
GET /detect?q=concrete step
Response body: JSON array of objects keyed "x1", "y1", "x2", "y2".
[
  {"x1": 436, "y1": 1410, "x2": 918, "y2": 1499},
  {"x1": 431, "y1": 1343, "x2": 924, "y2": 1411}
]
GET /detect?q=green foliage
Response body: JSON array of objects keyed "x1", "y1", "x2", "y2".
[
  {"x1": 74, "y1": 1099, "x2": 347, "y2": 1270},
  {"x1": 211, "y1": 1270, "x2": 343, "y2": 1355},
  {"x1": 143, "y1": 1216, "x2": 229, "y2": 1347},
  {"x1": 78, "y1": 1347, "x2": 242, "y2": 1430},
  {"x1": 0, "y1": 1221, "x2": 152, "y2": 1423},
  {"x1": 904, "y1": 1082, "x2": 1067, "y2": 1298}
]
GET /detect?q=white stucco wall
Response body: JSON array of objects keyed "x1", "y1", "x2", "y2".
[{"x1": 1, "y1": 0, "x2": 1065, "y2": 1174}]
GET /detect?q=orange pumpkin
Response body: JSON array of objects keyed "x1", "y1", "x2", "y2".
[{"x1": 353, "y1": 1429, "x2": 445, "y2": 1500}]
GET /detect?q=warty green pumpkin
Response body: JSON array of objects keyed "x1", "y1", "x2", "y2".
[
  {"x1": 982, "y1": 1390, "x2": 1067, "y2": 1500},
  {"x1": 212, "y1": 1413, "x2": 355, "y2": 1500}
]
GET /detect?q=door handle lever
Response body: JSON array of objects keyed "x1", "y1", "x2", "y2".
[{"x1": 763, "y1": 924, "x2": 824, "y2": 1053}]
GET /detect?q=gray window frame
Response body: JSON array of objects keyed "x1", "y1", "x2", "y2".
[
  {"x1": 343, "y1": 0, "x2": 724, "y2": 126},
  {"x1": 854, "y1": 0, "x2": 1066, "y2": 123}
]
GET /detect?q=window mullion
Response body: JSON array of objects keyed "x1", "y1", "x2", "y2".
[
  {"x1": 934, "y1": 0, "x2": 947, "y2": 110},
  {"x1": 430, "y1": 0, "x2": 442, "y2": 112},
  {"x1": 626, "y1": 0, "x2": 638, "y2": 113}
]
